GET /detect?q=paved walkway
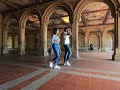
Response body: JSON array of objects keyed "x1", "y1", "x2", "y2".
[{"x1": 0, "y1": 51, "x2": 120, "y2": 90}]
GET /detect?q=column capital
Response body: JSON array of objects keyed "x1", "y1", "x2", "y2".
[
  {"x1": 102, "y1": 31, "x2": 107, "y2": 37},
  {"x1": 19, "y1": 25, "x2": 26, "y2": 55},
  {"x1": 84, "y1": 31, "x2": 90, "y2": 37},
  {"x1": 115, "y1": 10, "x2": 119, "y2": 14},
  {"x1": 118, "y1": 8, "x2": 120, "y2": 14}
]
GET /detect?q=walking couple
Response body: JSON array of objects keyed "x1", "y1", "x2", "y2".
[{"x1": 49, "y1": 28, "x2": 72, "y2": 69}]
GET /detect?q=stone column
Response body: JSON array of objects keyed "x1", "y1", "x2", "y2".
[
  {"x1": 84, "y1": 32, "x2": 89, "y2": 51},
  {"x1": 99, "y1": 34, "x2": 102, "y2": 51},
  {"x1": 71, "y1": 16, "x2": 79, "y2": 58},
  {"x1": 112, "y1": 34, "x2": 114, "y2": 51},
  {"x1": 39, "y1": 22, "x2": 48, "y2": 56},
  {"x1": 3, "y1": 24, "x2": 9, "y2": 54},
  {"x1": 114, "y1": 10, "x2": 120, "y2": 61},
  {"x1": 78, "y1": 33, "x2": 80, "y2": 50},
  {"x1": 20, "y1": 26, "x2": 26, "y2": 55},
  {"x1": 101, "y1": 32, "x2": 106, "y2": 52},
  {"x1": 0, "y1": 14, "x2": 2, "y2": 54},
  {"x1": 12, "y1": 36, "x2": 15, "y2": 49},
  {"x1": 0, "y1": 14, "x2": 3, "y2": 54},
  {"x1": 35, "y1": 34, "x2": 37, "y2": 50}
]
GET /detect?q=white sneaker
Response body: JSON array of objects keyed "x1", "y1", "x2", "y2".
[
  {"x1": 54, "y1": 65, "x2": 61, "y2": 69},
  {"x1": 66, "y1": 62, "x2": 71, "y2": 66},
  {"x1": 64, "y1": 62, "x2": 67, "y2": 66},
  {"x1": 49, "y1": 62, "x2": 53, "y2": 68}
]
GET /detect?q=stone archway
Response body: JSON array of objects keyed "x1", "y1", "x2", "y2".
[
  {"x1": 89, "y1": 33, "x2": 100, "y2": 51},
  {"x1": 41, "y1": 1, "x2": 73, "y2": 56},
  {"x1": 2, "y1": 14, "x2": 18, "y2": 54},
  {"x1": 73, "y1": 0, "x2": 119, "y2": 59},
  {"x1": 19, "y1": 8, "x2": 41, "y2": 55}
]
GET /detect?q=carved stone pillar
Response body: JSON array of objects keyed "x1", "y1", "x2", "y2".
[
  {"x1": 84, "y1": 32, "x2": 89, "y2": 51},
  {"x1": 71, "y1": 16, "x2": 79, "y2": 58},
  {"x1": 0, "y1": 14, "x2": 2, "y2": 54},
  {"x1": 3, "y1": 24, "x2": 9, "y2": 54},
  {"x1": 20, "y1": 26, "x2": 26, "y2": 55},
  {"x1": 99, "y1": 34, "x2": 102, "y2": 51},
  {"x1": 39, "y1": 23, "x2": 48, "y2": 56},
  {"x1": 114, "y1": 10, "x2": 120, "y2": 61},
  {"x1": 35, "y1": 35, "x2": 37, "y2": 50},
  {"x1": 12, "y1": 36, "x2": 15, "y2": 49},
  {"x1": 101, "y1": 32, "x2": 106, "y2": 52},
  {"x1": 78, "y1": 33, "x2": 80, "y2": 50}
]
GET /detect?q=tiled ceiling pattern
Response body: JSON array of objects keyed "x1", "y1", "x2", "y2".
[
  {"x1": 8, "y1": 14, "x2": 41, "y2": 32},
  {"x1": 8, "y1": 19, "x2": 18, "y2": 34},
  {"x1": 0, "y1": 0, "x2": 52, "y2": 13},
  {"x1": 1, "y1": 1, "x2": 115, "y2": 30},
  {"x1": 81, "y1": 2, "x2": 114, "y2": 26},
  {"x1": 48, "y1": 2, "x2": 114, "y2": 28},
  {"x1": 49, "y1": 9, "x2": 69, "y2": 25},
  {"x1": 55, "y1": 9, "x2": 68, "y2": 16},
  {"x1": 48, "y1": 9, "x2": 70, "y2": 29},
  {"x1": 26, "y1": 14, "x2": 40, "y2": 30},
  {"x1": 0, "y1": 2, "x2": 9, "y2": 12},
  {"x1": 6, "y1": 0, "x2": 36, "y2": 6}
]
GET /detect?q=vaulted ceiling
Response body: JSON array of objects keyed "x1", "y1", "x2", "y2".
[
  {"x1": 4, "y1": 1, "x2": 114, "y2": 31},
  {"x1": 0, "y1": 0, "x2": 53, "y2": 14},
  {"x1": 48, "y1": 9, "x2": 70, "y2": 29},
  {"x1": 48, "y1": 2, "x2": 114, "y2": 29},
  {"x1": 79, "y1": 2, "x2": 114, "y2": 27}
]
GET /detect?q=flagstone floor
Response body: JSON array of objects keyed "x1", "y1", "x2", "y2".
[{"x1": 0, "y1": 51, "x2": 120, "y2": 90}]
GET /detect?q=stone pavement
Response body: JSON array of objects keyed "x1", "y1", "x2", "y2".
[{"x1": 0, "y1": 51, "x2": 120, "y2": 90}]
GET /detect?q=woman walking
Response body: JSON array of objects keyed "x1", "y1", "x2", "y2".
[{"x1": 49, "y1": 28, "x2": 61, "y2": 69}]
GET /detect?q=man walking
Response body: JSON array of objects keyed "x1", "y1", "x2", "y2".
[{"x1": 63, "y1": 28, "x2": 72, "y2": 66}]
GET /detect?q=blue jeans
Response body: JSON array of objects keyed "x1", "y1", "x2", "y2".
[
  {"x1": 64, "y1": 44, "x2": 72, "y2": 62},
  {"x1": 52, "y1": 43, "x2": 60, "y2": 64}
]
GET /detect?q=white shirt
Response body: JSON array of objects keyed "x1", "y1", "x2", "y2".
[
  {"x1": 63, "y1": 32, "x2": 70, "y2": 45},
  {"x1": 51, "y1": 35, "x2": 60, "y2": 44}
]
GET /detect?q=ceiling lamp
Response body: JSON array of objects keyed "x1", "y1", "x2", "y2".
[{"x1": 62, "y1": 16, "x2": 70, "y2": 23}]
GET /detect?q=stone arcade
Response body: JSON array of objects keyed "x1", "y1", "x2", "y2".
[{"x1": 0, "y1": 0, "x2": 120, "y2": 89}]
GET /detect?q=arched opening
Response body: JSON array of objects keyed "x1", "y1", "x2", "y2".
[
  {"x1": 2, "y1": 15, "x2": 19, "y2": 54},
  {"x1": 8, "y1": 19, "x2": 19, "y2": 50},
  {"x1": 19, "y1": 9, "x2": 41, "y2": 55},
  {"x1": 80, "y1": 2, "x2": 114, "y2": 52},
  {"x1": 25, "y1": 14, "x2": 40, "y2": 55},
  {"x1": 48, "y1": 8, "x2": 71, "y2": 55},
  {"x1": 74, "y1": 0, "x2": 116, "y2": 60},
  {"x1": 89, "y1": 32, "x2": 100, "y2": 51},
  {"x1": 42, "y1": 2, "x2": 73, "y2": 56}
]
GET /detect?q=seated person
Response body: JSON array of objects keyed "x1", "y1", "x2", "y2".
[{"x1": 89, "y1": 44, "x2": 94, "y2": 50}]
